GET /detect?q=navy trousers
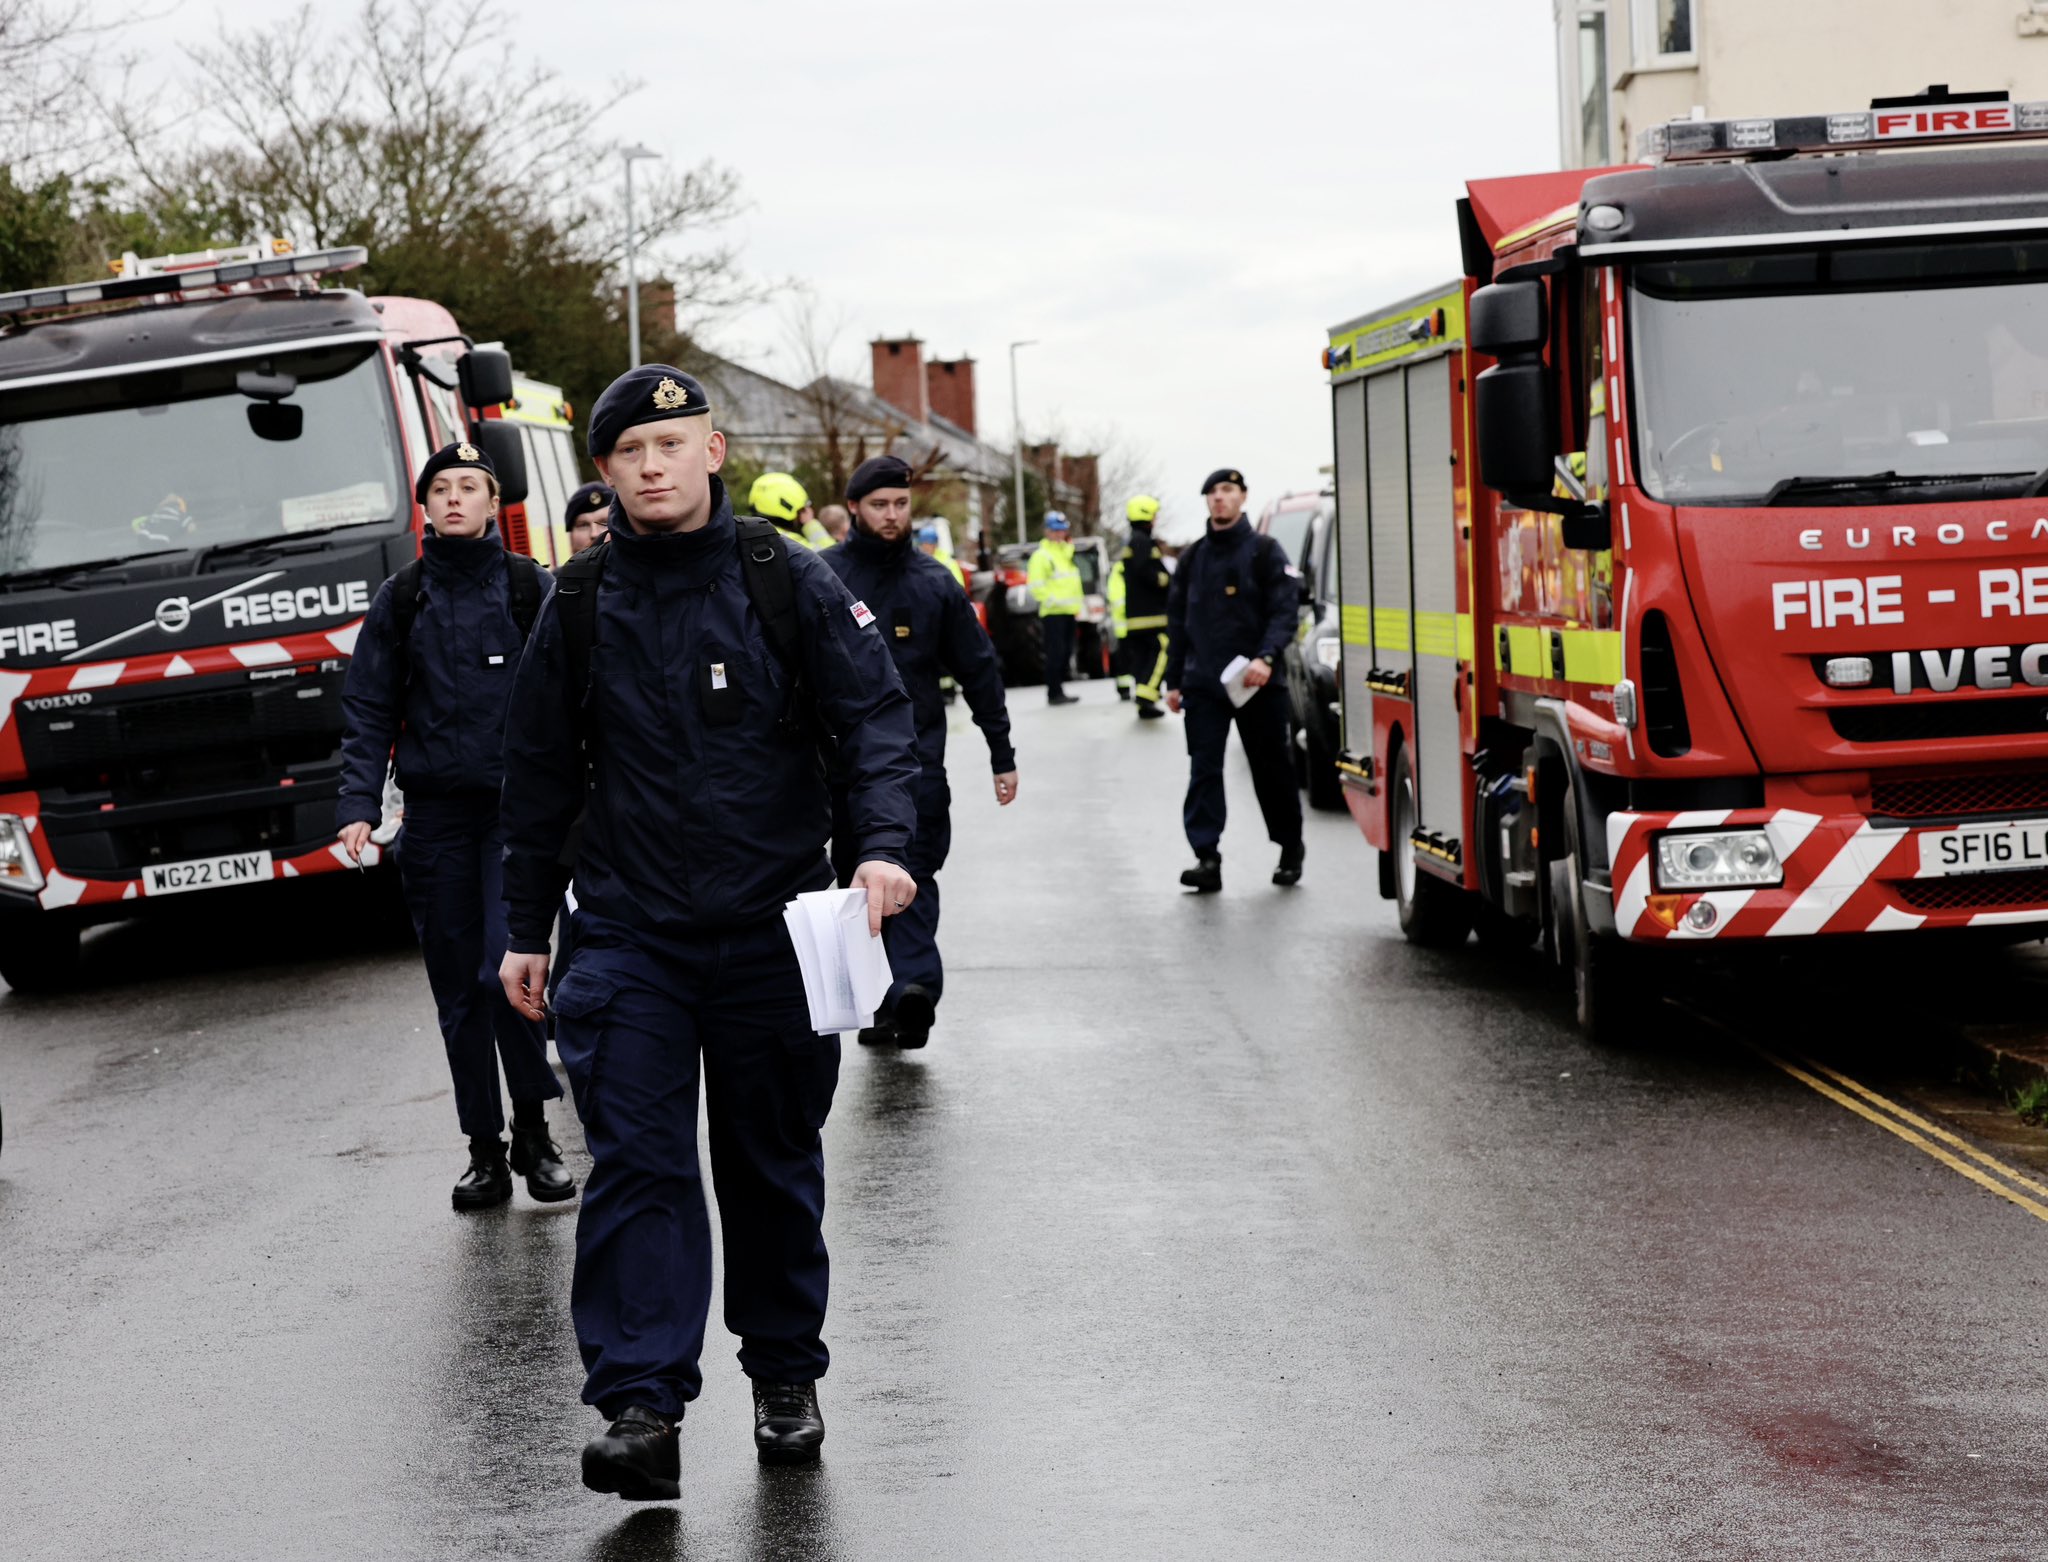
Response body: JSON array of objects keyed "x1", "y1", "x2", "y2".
[
  {"x1": 550, "y1": 919, "x2": 842, "y2": 1419},
  {"x1": 833, "y1": 776, "x2": 950, "y2": 1012},
  {"x1": 396, "y1": 793, "x2": 561, "y2": 1139},
  {"x1": 1181, "y1": 683, "x2": 1303, "y2": 858},
  {"x1": 1042, "y1": 613, "x2": 1075, "y2": 698}
]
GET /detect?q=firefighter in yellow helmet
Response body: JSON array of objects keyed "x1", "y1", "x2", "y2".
[
  {"x1": 1110, "y1": 495, "x2": 1171, "y2": 720},
  {"x1": 749, "y1": 471, "x2": 834, "y2": 550}
]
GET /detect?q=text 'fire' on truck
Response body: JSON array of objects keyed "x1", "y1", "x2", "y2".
[
  {"x1": 1322, "y1": 86, "x2": 2048, "y2": 1040},
  {"x1": 0, "y1": 240, "x2": 553, "y2": 993}
]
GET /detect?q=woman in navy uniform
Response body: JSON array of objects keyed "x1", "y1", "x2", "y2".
[
  {"x1": 497, "y1": 368, "x2": 920, "y2": 1492},
  {"x1": 336, "y1": 441, "x2": 576, "y2": 1211}
]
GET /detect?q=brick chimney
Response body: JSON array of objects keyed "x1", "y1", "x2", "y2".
[
  {"x1": 925, "y1": 356, "x2": 977, "y2": 434},
  {"x1": 870, "y1": 337, "x2": 929, "y2": 424}
]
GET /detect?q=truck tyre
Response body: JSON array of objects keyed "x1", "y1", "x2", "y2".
[
  {"x1": 0, "y1": 917, "x2": 82, "y2": 995},
  {"x1": 1392, "y1": 743, "x2": 1472, "y2": 948},
  {"x1": 1555, "y1": 780, "x2": 1647, "y2": 1044},
  {"x1": 1305, "y1": 722, "x2": 1344, "y2": 812}
]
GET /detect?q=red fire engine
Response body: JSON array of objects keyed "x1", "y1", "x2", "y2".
[
  {"x1": 1325, "y1": 86, "x2": 2048, "y2": 1038},
  {"x1": 0, "y1": 241, "x2": 534, "y2": 991}
]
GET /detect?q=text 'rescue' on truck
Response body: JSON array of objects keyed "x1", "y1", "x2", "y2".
[
  {"x1": 1324, "y1": 86, "x2": 2048, "y2": 1039},
  {"x1": 0, "y1": 240, "x2": 538, "y2": 992}
]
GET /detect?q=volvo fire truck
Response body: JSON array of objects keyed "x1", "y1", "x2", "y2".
[
  {"x1": 1325, "y1": 86, "x2": 2048, "y2": 1039},
  {"x1": 0, "y1": 241, "x2": 532, "y2": 991}
]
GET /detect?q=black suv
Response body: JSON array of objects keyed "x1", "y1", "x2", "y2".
[{"x1": 1278, "y1": 499, "x2": 1343, "y2": 810}]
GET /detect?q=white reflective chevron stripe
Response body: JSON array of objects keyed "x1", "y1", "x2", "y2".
[
  {"x1": 1767, "y1": 823, "x2": 1910, "y2": 937},
  {"x1": 68, "y1": 661, "x2": 123, "y2": 690},
  {"x1": 232, "y1": 642, "x2": 291, "y2": 667},
  {"x1": 1866, "y1": 905, "x2": 1926, "y2": 932}
]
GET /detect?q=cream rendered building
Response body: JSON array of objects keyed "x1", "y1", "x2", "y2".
[{"x1": 1557, "y1": 0, "x2": 2048, "y2": 168}]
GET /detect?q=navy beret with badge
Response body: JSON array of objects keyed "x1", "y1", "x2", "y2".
[
  {"x1": 1200, "y1": 467, "x2": 1247, "y2": 495},
  {"x1": 564, "y1": 480, "x2": 615, "y2": 529},
  {"x1": 587, "y1": 365, "x2": 709, "y2": 457},
  {"x1": 414, "y1": 438, "x2": 497, "y2": 505},
  {"x1": 845, "y1": 454, "x2": 914, "y2": 504}
]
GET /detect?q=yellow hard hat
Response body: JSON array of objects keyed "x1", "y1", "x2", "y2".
[
  {"x1": 1126, "y1": 494, "x2": 1161, "y2": 524},
  {"x1": 751, "y1": 471, "x2": 809, "y2": 523}
]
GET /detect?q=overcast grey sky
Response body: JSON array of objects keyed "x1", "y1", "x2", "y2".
[{"x1": 149, "y1": 0, "x2": 1560, "y2": 535}]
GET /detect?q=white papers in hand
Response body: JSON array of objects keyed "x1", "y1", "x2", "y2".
[
  {"x1": 1219, "y1": 654, "x2": 1258, "y2": 708},
  {"x1": 782, "y1": 887, "x2": 893, "y2": 1035}
]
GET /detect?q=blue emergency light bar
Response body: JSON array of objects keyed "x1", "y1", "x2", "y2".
[
  {"x1": 0, "y1": 244, "x2": 368, "y2": 321},
  {"x1": 1639, "y1": 86, "x2": 2048, "y2": 164}
]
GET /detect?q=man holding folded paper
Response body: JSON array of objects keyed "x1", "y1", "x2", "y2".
[
  {"x1": 1163, "y1": 467, "x2": 1305, "y2": 893},
  {"x1": 496, "y1": 366, "x2": 921, "y2": 1496}
]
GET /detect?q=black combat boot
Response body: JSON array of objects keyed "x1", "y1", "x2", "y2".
[
  {"x1": 1179, "y1": 854, "x2": 1222, "y2": 893},
  {"x1": 892, "y1": 986, "x2": 936, "y2": 1050},
  {"x1": 1118, "y1": 684, "x2": 1133, "y2": 702},
  {"x1": 581, "y1": 1406, "x2": 680, "y2": 1501},
  {"x1": 1137, "y1": 703, "x2": 1166, "y2": 721},
  {"x1": 752, "y1": 1380, "x2": 825, "y2": 1466},
  {"x1": 857, "y1": 1014, "x2": 898, "y2": 1047},
  {"x1": 508, "y1": 1112, "x2": 578, "y2": 1203},
  {"x1": 1273, "y1": 843, "x2": 1304, "y2": 887},
  {"x1": 452, "y1": 1136, "x2": 512, "y2": 1211}
]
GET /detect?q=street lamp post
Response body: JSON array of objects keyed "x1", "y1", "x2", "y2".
[
  {"x1": 1009, "y1": 339, "x2": 1037, "y2": 545},
  {"x1": 623, "y1": 144, "x2": 663, "y2": 368}
]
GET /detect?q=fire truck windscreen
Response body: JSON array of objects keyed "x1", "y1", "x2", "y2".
[
  {"x1": 0, "y1": 341, "x2": 405, "y2": 579},
  {"x1": 1629, "y1": 239, "x2": 2048, "y2": 506}
]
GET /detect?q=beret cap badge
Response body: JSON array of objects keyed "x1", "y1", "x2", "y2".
[
  {"x1": 653, "y1": 377, "x2": 689, "y2": 411},
  {"x1": 457, "y1": 442, "x2": 479, "y2": 462}
]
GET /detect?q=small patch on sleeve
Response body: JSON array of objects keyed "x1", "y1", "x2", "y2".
[{"x1": 850, "y1": 600, "x2": 876, "y2": 628}]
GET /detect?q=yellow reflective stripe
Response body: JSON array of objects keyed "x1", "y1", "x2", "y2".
[
  {"x1": 1493, "y1": 202, "x2": 1578, "y2": 253},
  {"x1": 1413, "y1": 611, "x2": 1457, "y2": 659},
  {"x1": 1373, "y1": 606, "x2": 1411, "y2": 652},
  {"x1": 1124, "y1": 614, "x2": 1167, "y2": 630},
  {"x1": 1492, "y1": 624, "x2": 1623, "y2": 685},
  {"x1": 1328, "y1": 287, "x2": 1467, "y2": 379},
  {"x1": 1457, "y1": 612, "x2": 1475, "y2": 660},
  {"x1": 1341, "y1": 605, "x2": 1372, "y2": 646}
]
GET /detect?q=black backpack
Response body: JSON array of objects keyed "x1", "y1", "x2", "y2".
[
  {"x1": 390, "y1": 550, "x2": 548, "y2": 681},
  {"x1": 553, "y1": 516, "x2": 817, "y2": 746}
]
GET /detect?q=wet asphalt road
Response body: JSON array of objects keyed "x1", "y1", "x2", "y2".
[{"x1": 7, "y1": 684, "x2": 2048, "y2": 1560}]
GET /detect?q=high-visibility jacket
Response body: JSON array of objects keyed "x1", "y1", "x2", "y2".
[
  {"x1": 1027, "y1": 539, "x2": 1083, "y2": 617},
  {"x1": 803, "y1": 517, "x2": 834, "y2": 550},
  {"x1": 930, "y1": 547, "x2": 965, "y2": 588},
  {"x1": 768, "y1": 517, "x2": 816, "y2": 551}
]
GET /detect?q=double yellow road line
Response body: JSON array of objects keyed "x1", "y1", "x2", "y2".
[{"x1": 1741, "y1": 1038, "x2": 2048, "y2": 1224}]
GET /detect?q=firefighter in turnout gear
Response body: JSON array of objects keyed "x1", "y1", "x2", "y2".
[
  {"x1": 497, "y1": 366, "x2": 920, "y2": 1492},
  {"x1": 827, "y1": 458, "x2": 1016, "y2": 1049},
  {"x1": 336, "y1": 441, "x2": 576, "y2": 1212},
  {"x1": 750, "y1": 471, "x2": 834, "y2": 550},
  {"x1": 1027, "y1": 511, "x2": 1083, "y2": 703},
  {"x1": 1111, "y1": 494, "x2": 1170, "y2": 719}
]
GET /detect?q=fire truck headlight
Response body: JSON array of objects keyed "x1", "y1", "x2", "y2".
[
  {"x1": 1654, "y1": 828, "x2": 1782, "y2": 891},
  {"x1": 0, "y1": 814, "x2": 46, "y2": 895}
]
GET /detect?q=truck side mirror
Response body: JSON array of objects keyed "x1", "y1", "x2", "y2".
[
  {"x1": 1468, "y1": 280, "x2": 1546, "y2": 357},
  {"x1": 1475, "y1": 362, "x2": 1560, "y2": 495},
  {"x1": 471, "y1": 420, "x2": 529, "y2": 505},
  {"x1": 458, "y1": 348, "x2": 514, "y2": 411}
]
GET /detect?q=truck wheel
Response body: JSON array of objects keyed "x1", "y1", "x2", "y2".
[
  {"x1": 1305, "y1": 723, "x2": 1344, "y2": 812},
  {"x1": 1392, "y1": 745, "x2": 1472, "y2": 948},
  {"x1": 0, "y1": 918, "x2": 82, "y2": 995},
  {"x1": 1556, "y1": 781, "x2": 1647, "y2": 1044}
]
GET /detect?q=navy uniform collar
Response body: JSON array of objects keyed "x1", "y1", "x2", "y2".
[
  {"x1": 607, "y1": 476, "x2": 737, "y2": 587},
  {"x1": 421, "y1": 519, "x2": 506, "y2": 581}
]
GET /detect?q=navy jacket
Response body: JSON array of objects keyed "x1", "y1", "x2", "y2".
[
  {"x1": 822, "y1": 527, "x2": 1014, "y2": 782},
  {"x1": 1165, "y1": 518, "x2": 1297, "y2": 694},
  {"x1": 337, "y1": 523, "x2": 539, "y2": 827},
  {"x1": 498, "y1": 483, "x2": 920, "y2": 953}
]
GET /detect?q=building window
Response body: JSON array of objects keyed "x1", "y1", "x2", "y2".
[
  {"x1": 1579, "y1": 9, "x2": 1611, "y2": 164},
  {"x1": 1633, "y1": 0, "x2": 1695, "y2": 63}
]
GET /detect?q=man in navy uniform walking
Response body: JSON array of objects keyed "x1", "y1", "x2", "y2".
[
  {"x1": 336, "y1": 440, "x2": 575, "y2": 1211},
  {"x1": 1164, "y1": 468, "x2": 1304, "y2": 893},
  {"x1": 823, "y1": 455, "x2": 1016, "y2": 1049},
  {"x1": 497, "y1": 367, "x2": 920, "y2": 1495}
]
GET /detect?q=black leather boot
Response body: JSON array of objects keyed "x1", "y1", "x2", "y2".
[
  {"x1": 1273, "y1": 843, "x2": 1304, "y2": 887},
  {"x1": 581, "y1": 1406, "x2": 680, "y2": 1501},
  {"x1": 509, "y1": 1121, "x2": 578, "y2": 1203},
  {"x1": 1137, "y1": 703, "x2": 1166, "y2": 720},
  {"x1": 857, "y1": 1016, "x2": 898, "y2": 1047},
  {"x1": 892, "y1": 986, "x2": 936, "y2": 1050},
  {"x1": 452, "y1": 1137, "x2": 512, "y2": 1211},
  {"x1": 1179, "y1": 854, "x2": 1222, "y2": 893},
  {"x1": 752, "y1": 1380, "x2": 825, "y2": 1465}
]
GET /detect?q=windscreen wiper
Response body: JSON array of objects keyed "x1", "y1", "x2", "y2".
[
  {"x1": 0, "y1": 548, "x2": 188, "y2": 593},
  {"x1": 1764, "y1": 471, "x2": 2029, "y2": 505},
  {"x1": 198, "y1": 520, "x2": 388, "y2": 568}
]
